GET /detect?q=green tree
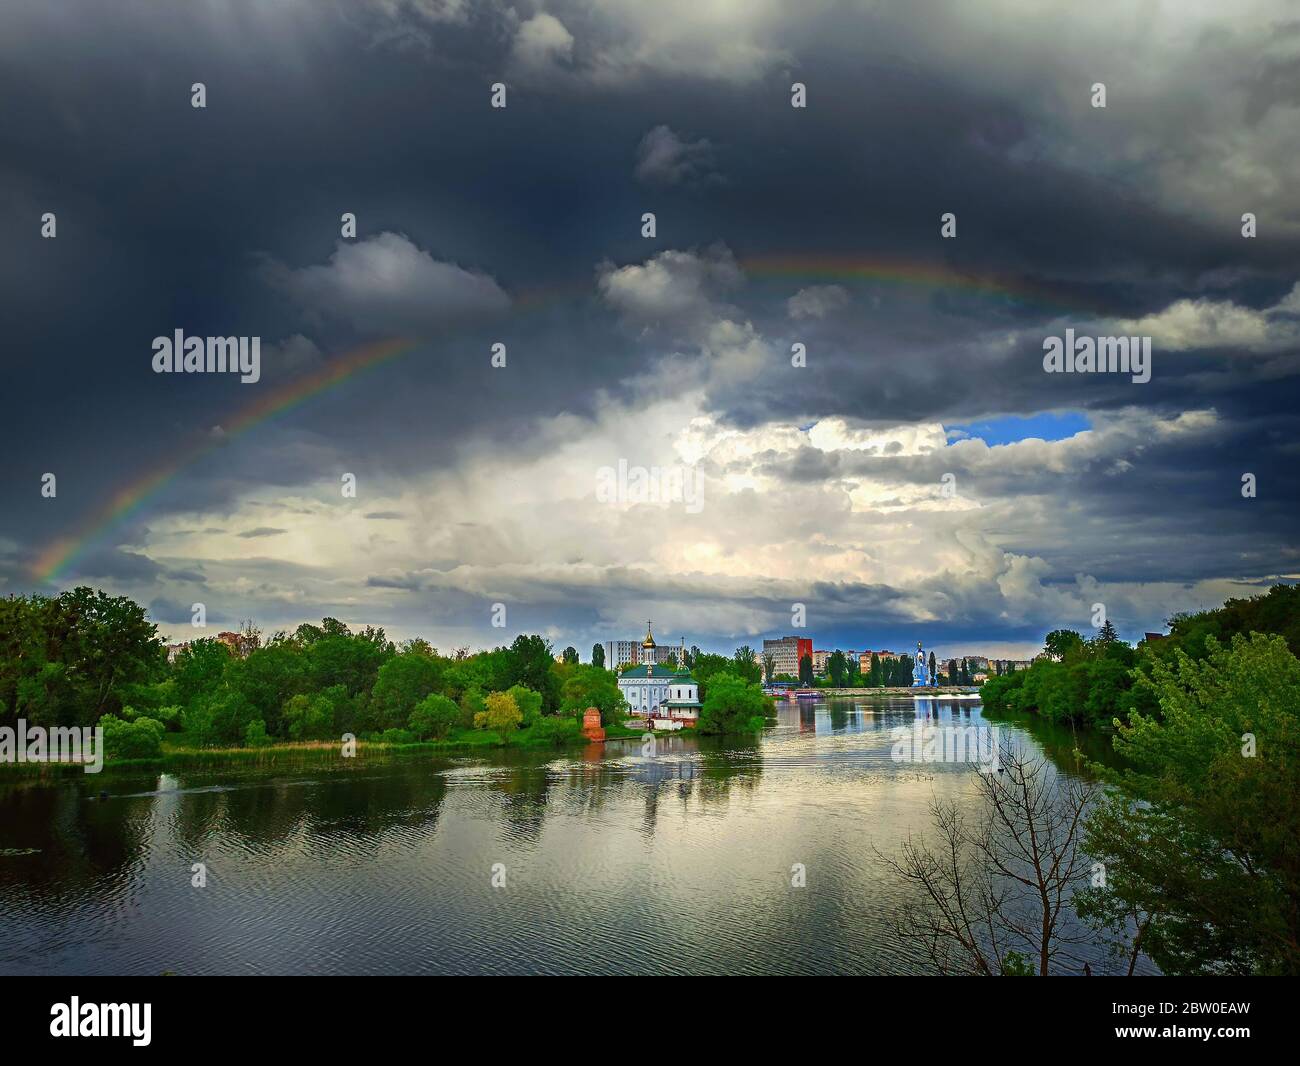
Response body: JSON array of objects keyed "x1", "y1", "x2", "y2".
[
  {"x1": 0, "y1": 587, "x2": 162, "y2": 727},
  {"x1": 506, "y1": 684, "x2": 543, "y2": 725},
  {"x1": 762, "y1": 653, "x2": 776, "y2": 684},
  {"x1": 172, "y1": 638, "x2": 232, "y2": 709},
  {"x1": 228, "y1": 639, "x2": 309, "y2": 737},
  {"x1": 1044, "y1": 629, "x2": 1084, "y2": 660},
  {"x1": 475, "y1": 691, "x2": 523, "y2": 735},
  {"x1": 893, "y1": 655, "x2": 914, "y2": 687},
  {"x1": 1082, "y1": 634, "x2": 1300, "y2": 975},
  {"x1": 408, "y1": 693, "x2": 462, "y2": 740},
  {"x1": 370, "y1": 652, "x2": 444, "y2": 731},
  {"x1": 558, "y1": 664, "x2": 626, "y2": 726},
  {"x1": 732, "y1": 646, "x2": 762, "y2": 684},
  {"x1": 869, "y1": 653, "x2": 882, "y2": 687},
  {"x1": 507, "y1": 634, "x2": 561, "y2": 713},
  {"x1": 305, "y1": 622, "x2": 392, "y2": 696},
  {"x1": 562, "y1": 645, "x2": 579, "y2": 665},
  {"x1": 827, "y1": 650, "x2": 848, "y2": 687},
  {"x1": 591, "y1": 643, "x2": 606, "y2": 669},
  {"x1": 100, "y1": 713, "x2": 165, "y2": 760},
  {"x1": 281, "y1": 692, "x2": 335, "y2": 740},
  {"x1": 799, "y1": 653, "x2": 814, "y2": 685},
  {"x1": 204, "y1": 689, "x2": 260, "y2": 745},
  {"x1": 697, "y1": 673, "x2": 771, "y2": 735},
  {"x1": 180, "y1": 702, "x2": 216, "y2": 747}
]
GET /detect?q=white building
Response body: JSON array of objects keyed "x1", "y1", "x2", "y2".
[
  {"x1": 763, "y1": 636, "x2": 811, "y2": 677},
  {"x1": 617, "y1": 624, "x2": 701, "y2": 729},
  {"x1": 602, "y1": 639, "x2": 639, "y2": 668}
]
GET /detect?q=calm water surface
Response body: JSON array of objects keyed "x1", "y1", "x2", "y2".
[{"x1": 0, "y1": 697, "x2": 1130, "y2": 975}]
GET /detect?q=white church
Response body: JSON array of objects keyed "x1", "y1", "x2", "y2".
[{"x1": 617, "y1": 623, "x2": 701, "y2": 730}]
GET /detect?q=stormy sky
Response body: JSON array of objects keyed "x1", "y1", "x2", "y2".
[{"x1": 2, "y1": 0, "x2": 1297, "y2": 660}]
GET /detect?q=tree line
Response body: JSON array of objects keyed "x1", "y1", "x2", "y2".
[
  {"x1": 0, "y1": 588, "x2": 774, "y2": 757},
  {"x1": 980, "y1": 584, "x2": 1300, "y2": 730}
]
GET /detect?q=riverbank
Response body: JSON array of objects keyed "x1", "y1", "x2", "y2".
[{"x1": 0, "y1": 719, "x2": 650, "y2": 777}]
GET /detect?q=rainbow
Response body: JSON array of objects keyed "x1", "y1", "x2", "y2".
[
  {"x1": 30, "y1": 336, "x2": 422, "y2": 582},
  {"x1": 30, "y1": 253, "x2": 1096, "y2": 583},
  {"x1": 738, "y1": 253, "x2": 1101, "y2": 314}
]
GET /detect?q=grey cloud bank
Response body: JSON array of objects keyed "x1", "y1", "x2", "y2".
[{"x1": 1, "y1": 0, "x2": 1296, "y2": 656}]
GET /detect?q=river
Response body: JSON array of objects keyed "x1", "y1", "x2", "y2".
[{"x1": 0, "y1": 696, "x2": 1140, "y2": 975}]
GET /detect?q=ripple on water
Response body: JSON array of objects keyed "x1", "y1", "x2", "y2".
[{"x1": 0, "y1": 702, "x2": 1143, "y2": 974}]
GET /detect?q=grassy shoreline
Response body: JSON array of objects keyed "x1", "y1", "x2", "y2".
[{"x1": 0, "y1": 720, "x2": 653, "y2": 777}]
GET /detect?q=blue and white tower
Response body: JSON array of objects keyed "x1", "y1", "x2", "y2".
[{"x1": 911, "y1": 641, "x2": 929, "y2": 687}]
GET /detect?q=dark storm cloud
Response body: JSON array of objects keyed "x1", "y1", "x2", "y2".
[
  {"x1": 1, "y1": 0, "x2": 1296, "y2": 650},
  {"x1": 69, "y1": 549, "x2": 165, "y2": 583}
]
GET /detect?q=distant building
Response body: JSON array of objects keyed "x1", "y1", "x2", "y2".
[
  {"x1": 764, "y1": 635, "x2": 813, "y2": 677},
  {"x1": 602, "y1": 639, "x2": 640, "y2": 669},
  {"x1": 642, "y1": 642, "x2": 676, "y2": 665},
  {"x1": 165, "y1": 642, "x2": 189, "y2": 664},
  {"x1": 603, "y1": 637, "x2": 678, "y2": 668},
  {"x1": 812, "y1": 650, "x2": 830, "y2": 676},
  {"x1": 987, "y1": 659, "x2": 1034, "y2": 674}
]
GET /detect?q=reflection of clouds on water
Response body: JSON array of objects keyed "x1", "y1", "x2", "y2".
[{"x1": 0, "y1": 696, "x2": 1127, "y2": 975}]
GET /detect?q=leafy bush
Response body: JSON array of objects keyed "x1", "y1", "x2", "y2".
[
  {"x1": 697, "y1": 673, "x2": 770, "y2": 735},
  {"x1": 408, "y1": 693, "x2": 462, "y2": 740},
  {"x1": 206, "y1": 690, "x2": 260, "y2": 746},
  {"x1": 282, "y1": 692, "x2": 335, "y2": 740},
  {"x1": 180, "y1": 703, "x2": 216, "y2": 747},
  {"x1": 473, "y1": 691, "x2": 522, "y2": 734},
  {"x1": 506, "y1": 684, "x2": 543, "y2": 726},
  {"x1": 525, "y1": 715, "x2": 581, "y2": 745},
  {"x1": 558, "y1": 665, "x2": 626, "y2": 725},
  {"x1": 371, "y1": 652, "x2": 444, "y2": 731},
  {"x1": 100, "y1": 714, "x2": 165, "y2": 760}
]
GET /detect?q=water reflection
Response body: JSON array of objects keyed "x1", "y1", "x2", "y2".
[{"x1": 0, "y1": 697, "x2": 1126, "y2": 975}]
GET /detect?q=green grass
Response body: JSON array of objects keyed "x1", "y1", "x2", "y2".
[{"x1": 1, "y1": 717, "x2": 649, "y2": 776}]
